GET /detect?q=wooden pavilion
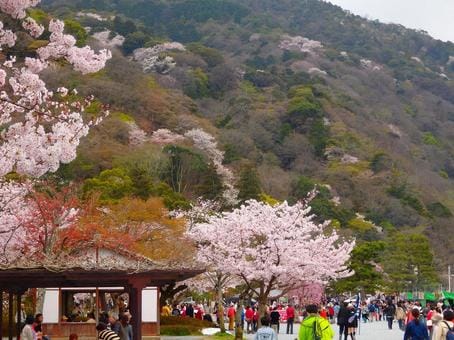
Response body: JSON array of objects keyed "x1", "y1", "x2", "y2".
[{"x1": 0, "y1": 247, "x2": 202, "y2": 340}]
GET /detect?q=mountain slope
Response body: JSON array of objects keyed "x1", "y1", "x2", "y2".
[{"x1": 41, "y1": 0, "x2": 454, "y2": 288}]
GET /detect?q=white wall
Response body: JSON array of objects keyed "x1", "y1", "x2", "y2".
[
  {"x1": 142, "y1": 287, "x2": 158, "y2": 322},
  {"x1": 43, "y1": 288, "x2": 59, "y2": 324}
]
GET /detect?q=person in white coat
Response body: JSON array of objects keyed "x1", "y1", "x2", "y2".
[
  {"x1": 21, "y1": 316, "x2": 37, "y2": 340},
  {"x1": 432, "y1": 309, "x2": 454, "y2": 340}
]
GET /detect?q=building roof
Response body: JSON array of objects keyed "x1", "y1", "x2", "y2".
[{"x1": 0, "y1": 246, "x2": 203, "y2": 290}]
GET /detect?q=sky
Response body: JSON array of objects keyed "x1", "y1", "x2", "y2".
[{"x1": 328, "y1": 0, "x2": 454, "y2": 43}]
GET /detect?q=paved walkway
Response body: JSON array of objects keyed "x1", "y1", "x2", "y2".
[{"x1": 244, "y1": 320, "x2": 404, "y2": 340}]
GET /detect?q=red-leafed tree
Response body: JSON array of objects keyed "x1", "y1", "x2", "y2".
[{"x1": 16, "y1": 185, "x2": 81, "y2": 261}]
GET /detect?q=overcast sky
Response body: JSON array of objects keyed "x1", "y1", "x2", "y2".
[{"x1": 328, "y1": 0, "x2": 454, "y2": 43}]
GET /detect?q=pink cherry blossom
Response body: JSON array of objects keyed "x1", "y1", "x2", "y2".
[
  {"x1": 187, "y1": 199, "x2": 354, "y2": 304},
  {"x1": 0, "y1": 10, "x2": 111, "y2": 178},
  {"x1": 22, "y1": 17, "x2": 44, "y2": 38},
  {"x1": 0, "y1": 0, "x2": 40, "y2": 19}
]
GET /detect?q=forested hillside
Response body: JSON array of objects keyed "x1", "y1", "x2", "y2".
[{"x1": 37, "y1": 0, "x2": 454, "y2": 293}]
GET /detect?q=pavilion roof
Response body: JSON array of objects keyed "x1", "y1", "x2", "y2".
[{"x1": 0, "y1": 246, "x2": 204, "y2": 290}]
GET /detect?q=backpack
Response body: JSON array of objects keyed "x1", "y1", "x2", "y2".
[
  {"x1": 312, "y1": 318, "x2": 322, "y2": 340},
  {"x1": 443, "y1": 321, "x2": 454, "y2": 340}
]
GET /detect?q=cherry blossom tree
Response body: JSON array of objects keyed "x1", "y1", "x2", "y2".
[
  {"x1": 288, "y1": 282, "x2": 325, "y2": 306},
  {"x1": 184, "y1": 129, "x2": 238, "y2": 205},
  {"x1": 187, "y1": 199, "x2": 355, "y2": 325},
  {"x1": 0, "y1": 0, "x2": 111, "y2": 264},
  {"x1": 0, "y1": 179, "x2": 32, "y2": 261}
]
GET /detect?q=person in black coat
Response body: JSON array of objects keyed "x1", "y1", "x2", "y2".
[
  {"x1": 186, "y1": 304, "x2": 194, "y2": 318},
  {"x1": 383, "y1": 301, "x2": 396, "y2": 330},
  {"x1": 337, "y1": 302, "x2": 350, "y2": 340},
  {"x1": 346, "y1": 305, "x2": 358, "y2": 340}
]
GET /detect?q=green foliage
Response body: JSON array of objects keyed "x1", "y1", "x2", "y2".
[
  {"x1": 427, "y1": 202, "x2": 452, "y2": 218},
  {"x1": 237, "y1": 164, "x2": 262, "y2": 202},
  {"x1": 163, "y1": 145, "x2": 223, "y2": 199},
  {"x1": 123, "y1": 31, "x2": 149, "y2": 54},
  {"x1": 286, "y1": 86, "x2": 323, "y2": 127},
  {"x1": 187, "y1": 43, "x2": 224, "y2": 67},
  {"x1": 113, "y1": 15, "x2": 137, "y2": 36},
  {"x1": 291, "y1": 176, "x2": 331, "y2": 201},
  {"x1": 347, "y1": 218, "x2": 376, "y2": 232},
  {"x1": 387, "y1": 183, "x2": 427, "y2": 216},
  {"x1": 309, "y1": 118, "x2": 329, "y2": 157},
  {"x1": 370, "y1": 152, "x2": 393, "y2": 173},
  {"x1": 383, "y1": 232, "x2": 439, "y2": 291},
  {"x1": 259, "y1": 193, "x2": 279, "y2": 206},
  {"x1": 422, "y1": 132, "x2": 440, "y2": 146},
  {"x1": 27, "y1": 8, "x2": 48, "y2": 24},
  {"x1": 85, "y1": 100, "x2": 103, "y2": 116},
  {"x1": 332, "y1": 241, "x2": 385, "y2": 294},
  {"x1": 160, "y1": 316, "x2": 215, "y2": 335},
  {"x1": 160, "y1": 326, "x2": 193, "y2": 336},
  {"x1": 83, "y1": 168, "x2": 134, "y2": 202},
  {"x1": 155, "y1": 183, "x2": 191, "y2": 210},
  {"x1": 64, "y1": 19, "x2": 88, "y2": 46},
  {"x1": 114, "y1": 111, "x2": 135, "y2": 123},
  {"x1": 184, "y1": 68, "x2": 210, "y2": 99},
  {"x1": 244, "y1": 70, "x2": 275, "y2": 88}
]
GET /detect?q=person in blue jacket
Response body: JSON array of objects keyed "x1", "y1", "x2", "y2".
[{"x1": 404, "y1": 308, "x2": 429, "y2": 340}]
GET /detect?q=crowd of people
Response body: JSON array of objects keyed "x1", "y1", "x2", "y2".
[
  {"x1": 160, "y1": 297, "x2": 454, "y2": 340},
  {"x1": 20, "y1": 311, "x2": 134, "y2": 340}
]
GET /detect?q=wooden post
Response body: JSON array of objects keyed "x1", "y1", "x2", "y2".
[
  {"x1": 156, "y1": 287, "x2": 160, "y2": 336},
  {"x1": 128, "y1": 278, "x2": 148, "y2": 340},
  {"x1": 130, "y1": 287, "x2": 143, "y2": 340},
  {"x1": 16, "y1": 291, "x2": 23, "y2": 340},
  {"x1": 8, "y1": 291, "x2": 13, "y2": 340}
]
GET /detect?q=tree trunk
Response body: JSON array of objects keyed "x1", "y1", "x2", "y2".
[
  {"x1": 216, "y1": 285, "x2": 226, "y2": 333},
  {"x1": 159, "y1": 283, "x2": 188, "y2": 307},
  {"x1": 257, "y1": 294, "x2": 268, "y2": 328},
  {"x1": 235, "y1": 296, "x2": 244, "y2": 340}
]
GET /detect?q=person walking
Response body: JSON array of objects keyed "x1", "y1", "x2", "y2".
[
  {"x1": 253, "y1": 307, "x2": 259, "y2": 332},
  {"x1": 286, "y1": 304, "x2": 296, "y2": 334},
  {"x1": 246, "y1": 306, "x2": 254, "y2": 334},
  {"x1": 383, "y1": 301, "x2": 396, "y2": 330},
  {"x1": 396, "y1": 302, "x2": 406, "y2": 331},
  {"x1": 337, "y1": 302, "x2": 350, "y2": 340},
  {"x1": 403, "y1": 308, "x2": 429, "y2": 340},
  {"x1": 298, "y1": 304, "x2": 334, "y2": 340},
  {"x1": 432, "y1": 309, "x2": 454, "y2": 340},
  {"x1": 430, "y1": 308, "x2": 443, "y2": 338},
  {"x1": 346, "y1": 304, "x2": 357, "y2": 340},
  {"x1": 227, "y1": 303, "x2": 236, "y2": 331},
  {"x1": 270, "y1": 307, "x2": 281, "y2": 334},
  {"x1": 254, "y1": 317, "x2": 277, "y2": 340}
]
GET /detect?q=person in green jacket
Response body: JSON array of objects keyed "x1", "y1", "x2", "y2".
[{"x1": 299, "y1": 304, "x2": 335, "y2": 340}]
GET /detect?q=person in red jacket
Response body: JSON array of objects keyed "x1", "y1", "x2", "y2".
[
  {"x1": 319, "y1": 306, "x2": 328, "y2": 319},
  {"x1": 286, "y1": 304, "x2": 296, "y2": 334},
  {"x1": 227, "y1": 303, "x2": 236, "y2": 331},
  {"x1": 245, "y1": 306, "x2": 254, "y2": 333},
  {"x1": 252, "y1": 307, "x2": 259, "y2": 332}
]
